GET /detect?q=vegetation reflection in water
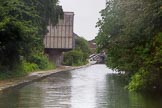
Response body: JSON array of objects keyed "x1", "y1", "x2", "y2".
[{"x1": 0, "y1": 65, "x2": 162, "y2": 108}]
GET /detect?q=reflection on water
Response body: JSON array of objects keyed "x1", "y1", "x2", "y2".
[{"x1": 0, "y1": 64, "x2": 162, "y2": 108}]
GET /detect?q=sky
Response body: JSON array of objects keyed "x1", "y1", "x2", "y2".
[{"x1": 59, "y1": 0, "x2": 105, "y2": 41}]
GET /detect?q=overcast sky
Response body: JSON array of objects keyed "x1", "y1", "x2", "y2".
[{"x1": 59, "y1": 0, "x2": 105, "y2": 41}]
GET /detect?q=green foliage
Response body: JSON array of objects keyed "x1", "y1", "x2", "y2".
[
  {"x1": 28, "y1": 54, "x2": 56, "y2": 70},
  {"x1": 63, "y1": 50, "x2": 86, "y2": 66},
  {"x1": 128, "y1": 68, "x2": 151, "y2": 91},
  {"x1": 46, "y1": 62, "x2": 56, "y2": 70},
  {"x1": 23, "y1": 0, "x2": 63, "y2": 35},
  {"x1": 21, "y1": 60, "x2": 39, "y2": 73},
  {"x1": 0, "y1": 1, "x2": 38, "y2": 70},
  {"x1": 75, "y1": 36, "x2": 91, "y2": 59},
  {"x1": 29, "y1": 54, "x2": 48, "y2": 69},
  {"x1": 96, "y1": 0, "x2": 162, "y2": 91},
  {"x1": 63, "y1": 36, "x2": 90, "y2": 66},
  {"x1": 0, "y1": 56, "x2": 55, "y2": 80},
  {"x1": 0, "y1": 60, "x2": 38, "y2": 80},
  {"x1": 128, "y1": 67, "x2": 162, "y2": 92},
  {"x1": 75, "y1": 37, "x2": 90, "y2": 53},
  {"x1": 0, "y1": 0, "x2": 61, "y2": 78}
]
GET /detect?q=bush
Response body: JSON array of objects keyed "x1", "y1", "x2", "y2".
[
  {"x1": 0, "y1": 60, "x2": 38, "y2": 79},
  {"x1": 21, "y1": 60, "x2": 39, "y2": 73},
  {"x1": 28, "y1": 54, "x2": 54, "y2": 70},
  {"x1": 63, "y1": 50, "x2": 87, "y2": 66},
  {"x1": 63, "y1": 36, "x2": 90, "y2": 66},
  {"x1": 128, "y1": 67, "x2": 162, "y2": 92},
  {"x1": 128, "y1": 68, "x2": 148, "y2": 91},
  {"x1": 0, "y1": 54, "x2": 56, "y2": 80}
]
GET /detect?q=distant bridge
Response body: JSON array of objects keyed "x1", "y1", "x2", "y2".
[{"x1": 89, "y1": 52, "x2": 106, "y2": 64}]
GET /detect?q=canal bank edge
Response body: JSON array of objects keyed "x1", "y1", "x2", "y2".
[{"x1": 0, "y1": 63, "x2": 94, "y2": 93}]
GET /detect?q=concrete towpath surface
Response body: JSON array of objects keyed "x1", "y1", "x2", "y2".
[{"x1": 0, "y1": 63, "x2": 94, "y2": 93}]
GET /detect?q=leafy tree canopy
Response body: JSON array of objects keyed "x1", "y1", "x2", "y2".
[
  {"x1": 96, "y1": 0, "x2": 162, "y2": 91},
  {"x1": 0, "y1": 0, "x2": 63, "y2": 71}
]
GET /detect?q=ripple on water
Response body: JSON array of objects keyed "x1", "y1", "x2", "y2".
[{"x1": 0, "y1": 64, "x2": 162, "y2": 108}]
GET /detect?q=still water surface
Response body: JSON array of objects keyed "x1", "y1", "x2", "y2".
[{"x1": 0, "y1": 64, "x2": 162, "y2": 108}]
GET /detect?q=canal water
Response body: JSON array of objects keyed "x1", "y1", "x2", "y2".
[{"x1": 0, "y1": 64, "x2": 162, "y2": 108}]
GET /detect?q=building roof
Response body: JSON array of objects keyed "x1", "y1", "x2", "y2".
[{"x1": 88, "y1": 39, "x2": 96, "y2": 49}]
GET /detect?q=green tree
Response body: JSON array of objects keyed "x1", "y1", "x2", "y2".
[
  {"x1": 96, "y1": 0, "x2": 162, "y2": 91},
  {"x1": 75, "y1": 36, "x2": 91, "y2": 60},
  {"x1": 0, "y1": 0, "x2": 62, "y2": 74},
  {"x1": 63, "y1": 36, "x2": 90, "y2": 66}
]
